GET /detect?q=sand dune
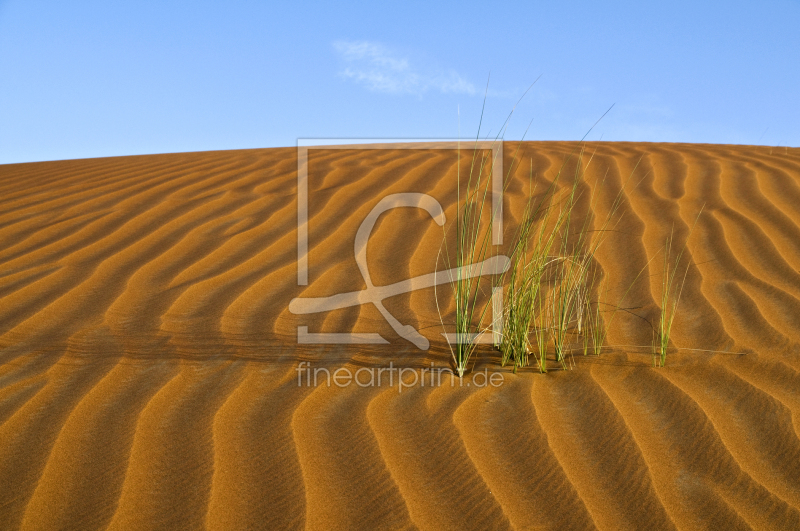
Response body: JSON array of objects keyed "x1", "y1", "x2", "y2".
[{"x1": 1, "y1": 142, "x2": 800, "y2": 529}]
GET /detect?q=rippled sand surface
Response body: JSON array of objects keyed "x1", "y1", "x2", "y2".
[{"x1": 1, "y1": 142, "x2": 800, "y2": 530}]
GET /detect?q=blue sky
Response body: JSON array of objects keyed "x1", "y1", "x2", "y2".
[{"x1": 1, "y1": 0, "x2": 798, "y2": 164}]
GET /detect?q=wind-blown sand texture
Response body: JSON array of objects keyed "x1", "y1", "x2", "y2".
[{"x1": 1, "y1": 141, "x2": 800, "y2": 530}]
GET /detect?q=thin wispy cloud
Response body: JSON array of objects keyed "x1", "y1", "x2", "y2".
[{"x1": 333, "y1": 40, "x2": 476, "y2": 96}]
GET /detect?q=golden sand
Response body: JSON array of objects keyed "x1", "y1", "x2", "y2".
[{"x1": 1, "y1": 142, "x2": 799, "y2": 529}]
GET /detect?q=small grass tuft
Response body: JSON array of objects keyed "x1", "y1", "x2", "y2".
[{"x1": 653, "y1": 210, "x2": 703, "y2": 367}]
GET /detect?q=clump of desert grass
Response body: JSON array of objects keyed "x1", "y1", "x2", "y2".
[
  {"x1": 438, "y1": 90, "x2": 706, "y2": 375},
  {"x1": 441, "y1": 141, "x2": 499, "y2": 378},
  {"x1": 437, "y1": 80, "x2": 538, "y2": 378},
  {"x1": 652, "y1": 211, "x2": 702, "y2": 367},
  {"x1": 497, "y1": 149, "x2": 634, "y2": 373},
  {"x1": 497, "y1": 163, "x2": 565, "y2": 373}
]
